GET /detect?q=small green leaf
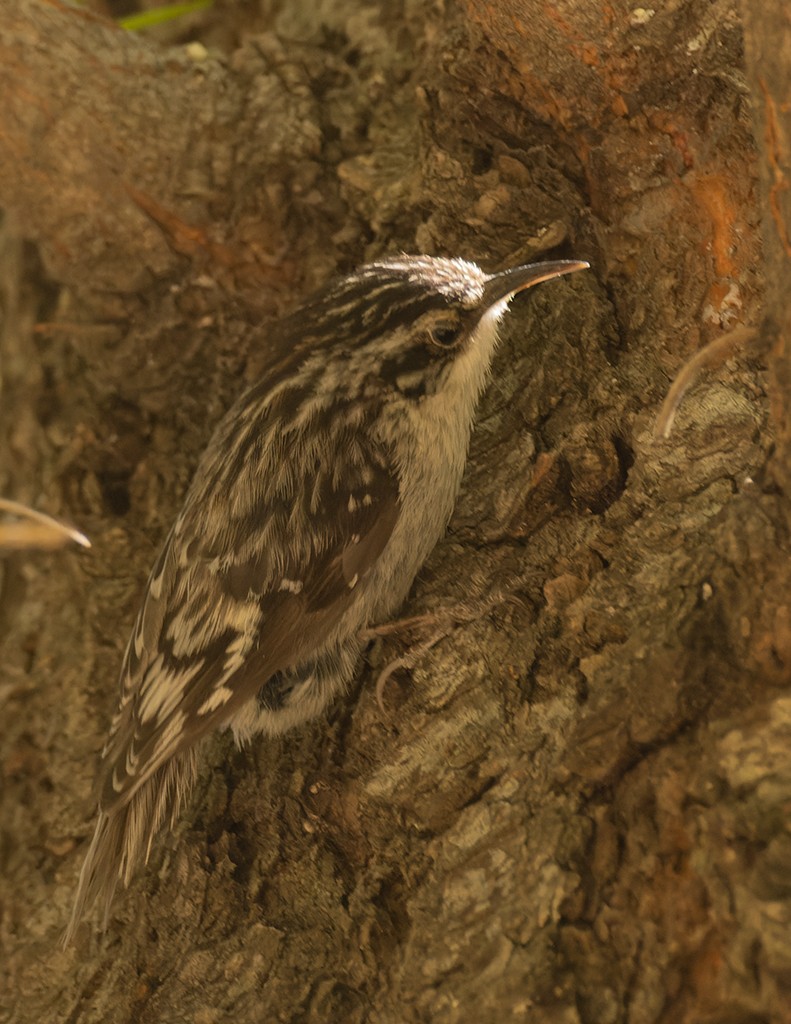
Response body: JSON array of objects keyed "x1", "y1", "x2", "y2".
[{"x1": 118, "y1": 0, "x2": 213, "y2": 31}]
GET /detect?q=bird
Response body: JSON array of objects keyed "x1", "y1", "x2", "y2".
[{"x1": 64, "y1": 252, "x2": 588, "y2": 943}]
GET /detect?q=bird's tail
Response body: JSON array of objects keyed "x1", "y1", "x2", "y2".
[{"x1": 62, "y1": 748, "x2": 198, "y2": 946}]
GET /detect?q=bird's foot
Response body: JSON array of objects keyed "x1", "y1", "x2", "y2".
[{"x1": 362, "y1": 586, "x2": 524, "y2": 711}]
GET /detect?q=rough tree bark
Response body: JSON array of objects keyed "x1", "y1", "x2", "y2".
[{"x1": 1, "y1": 0, "x2": 788, "y2": 1022}]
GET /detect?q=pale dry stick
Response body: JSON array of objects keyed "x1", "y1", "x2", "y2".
[
  {"x1": 0, "y1": 498, "x2": 91, "y2": 552},
  {"x1": 653, "y1": 325, "x2": 761, "y2": 440}
]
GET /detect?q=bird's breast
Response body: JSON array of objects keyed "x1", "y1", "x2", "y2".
[{"x1": 363, "y1": 388, "x2": 477, "y2": 622}]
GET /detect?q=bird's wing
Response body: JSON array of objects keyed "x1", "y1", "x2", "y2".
[{"x1": 99, "y1": 416, "x2": 399, "y2": 813}]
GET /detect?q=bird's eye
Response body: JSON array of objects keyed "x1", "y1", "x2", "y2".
[{"x1": 429, "y1": 322, "x2": 463, "y2": 349}]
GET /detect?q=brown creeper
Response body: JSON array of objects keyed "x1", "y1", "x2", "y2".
[{"x1": 64, "y1": 253, "x2": 588, "y2": 942}]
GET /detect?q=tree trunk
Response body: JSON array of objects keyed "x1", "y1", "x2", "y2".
[{"x1": 1, "y1": 1, "x2": 788, "y2": 1022}]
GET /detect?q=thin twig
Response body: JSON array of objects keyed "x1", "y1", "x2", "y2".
[
  {"x1": 0, "y1": 498, "x2": 91, "y2": 552},
  {"x1": 653, "y1": 325, "x2": 761, "y2": 440}
]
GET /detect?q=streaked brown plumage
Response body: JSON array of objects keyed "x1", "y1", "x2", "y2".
[{"x1": 64, "y1": 254, "x2": 588, "y2": 943}]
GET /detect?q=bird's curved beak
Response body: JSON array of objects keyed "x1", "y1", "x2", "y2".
[{"x1": 482, "y1": 259, "x2": 589, "y2": 308}]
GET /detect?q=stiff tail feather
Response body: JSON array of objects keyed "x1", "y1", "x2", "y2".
[{"x1": 63, "y1": 748, "x2": 197, "y2": 946}]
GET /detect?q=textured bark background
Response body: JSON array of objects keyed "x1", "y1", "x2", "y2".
[{"x1": 0, "y1": 0, "x2": 788, "y2": 1022}]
